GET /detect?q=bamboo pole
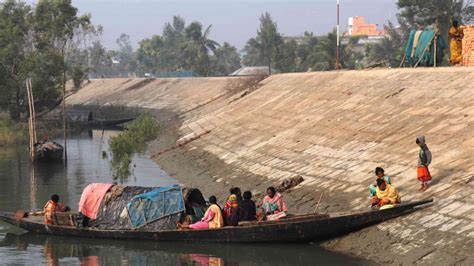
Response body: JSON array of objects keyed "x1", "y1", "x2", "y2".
[
  {"x1": 29, "y1": 79, "x2": 37, "y2": 143},
  {"x1": 399, "y1": 54, "x2": 406, "y2": 68},
  {"x1": 62, "y1": 65, "x2": 68, "y2": 164},
  {"x1": 26, "y1": 79, "x2": 35, "y2": 161}
]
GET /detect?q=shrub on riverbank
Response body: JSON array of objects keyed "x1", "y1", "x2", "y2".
[
  {"x1": 110, "y1": 115, "x2": 159, "y2": 179},
  {"x1": 0, "y1": 118, "x2": 26, "y2": 146}
]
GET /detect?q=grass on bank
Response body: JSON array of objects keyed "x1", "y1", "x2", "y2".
[
  {"x1": 0, "y1": 118, "x2": 27, "y2": 146},
  {"x1": 109, "y1": 115, "x2": 159, "y2": 179}
]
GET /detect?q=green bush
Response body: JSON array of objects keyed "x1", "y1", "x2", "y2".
[
  {"x1": 0, "y1": 118, "x2": 26, "y2": 146},
  {"x1": 109, "y1": 115, "x2": 159, "y2": 179}
]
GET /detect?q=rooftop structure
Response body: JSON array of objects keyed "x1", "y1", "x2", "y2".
[{"x1": 348, "y1": 16, "x2": 384, "y2": 36}]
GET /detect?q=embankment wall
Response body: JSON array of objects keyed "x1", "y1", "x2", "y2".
[{"x1": 67, "y1": 68, "x2": 474, "y2": 265}]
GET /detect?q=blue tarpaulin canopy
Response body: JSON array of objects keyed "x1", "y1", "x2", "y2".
[
  {"x1": 126, "y1": 184, "x2": 185, "y2": 229},
  {"x1": 404, "y1": 29, "x2": 446, "y2": 67}
]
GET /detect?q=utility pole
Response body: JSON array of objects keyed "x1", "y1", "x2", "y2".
[{"x1": 336, "y1": 0, "x2": 340, "y2": 70}]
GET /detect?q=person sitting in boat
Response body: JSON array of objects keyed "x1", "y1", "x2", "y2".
[
  {"x1": 43, "y1": 194, "x2": 69, "y2": 224},
  {"x1": 223, "y1": 188, "x2": 240, "y2": 226},
  {"x1": 239, "y1": 191, "x2": 257, "y2": 222},
  {"x1": 369, "y1": 167, "x2": 392, "y2": 197},
  {"x1": 183, "y1": 188, "x2": 207, "y2": 223},
  {"x1": 178, "y1": 196, "x2": 223, "y2": 230},
  {"x1": 262, "y1": 187, "x2": 288, "y2": 221},
  {"x1": 371, "y1": 179, "x2": 401, "y2": 208}
]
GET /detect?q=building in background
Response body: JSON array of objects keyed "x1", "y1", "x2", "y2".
[{"x1": 347, "y1": 16, "x2": 385, "y2": 36}]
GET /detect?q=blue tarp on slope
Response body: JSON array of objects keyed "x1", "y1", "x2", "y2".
[{"x1": 126, "y1": 184, "x2": 185, "y2": 228}]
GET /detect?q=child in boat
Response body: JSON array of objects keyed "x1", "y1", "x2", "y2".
[
  {"x1": 178, "y1": 196, "x2": 223, "y2": 230},
  {"x1": 369, "y1": 167, "x2": 392, "y2": 197},
  {"x1": 43, "y1": 194, "x2": 69, "y2": 224},
  {"x1": 223, "y1": 187, "x2": 241, "y2": 226},
  {"x1": 239, "y1": 191, "x2": 257, "y2": 221},
  {"x1": 416, "y1": 135, "x2": 432, "y2": 191},
  {"x1": 262, "y1": 187, "x2": 288, "y2": 221},
  {"x1": 371, "y1": 179, "x2": 400, "y2": 207}
]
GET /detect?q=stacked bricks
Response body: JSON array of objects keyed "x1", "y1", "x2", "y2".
[{"x1": 462, "y1": 25, "x2": 474, "y2": 66}]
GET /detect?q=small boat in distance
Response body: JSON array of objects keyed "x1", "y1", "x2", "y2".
[
  {"x1": 65, "y1": 109, "x2": 135, "y2": 129},
  {"x1": 0, "y1": 199, "x2": 432, "y2": 243},
  {"x1": 34, "y1": 141, "x2": 64, "y2": 162}
]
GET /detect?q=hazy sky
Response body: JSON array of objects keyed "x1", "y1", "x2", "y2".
[{"x1": 69, "y1": 0, "x2": 398, "y2": 50}]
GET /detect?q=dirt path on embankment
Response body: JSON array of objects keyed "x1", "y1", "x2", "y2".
[{"x1": 67, "y1": 68, "x2": 474, "y2": 265}]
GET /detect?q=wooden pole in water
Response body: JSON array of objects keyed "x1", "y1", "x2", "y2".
[
  {"x1": 26, "y1": 79, "x2": 35, "y2": 161},
  {"x1": 29, "y1": 79, "x2": 37, "y2": 143},
  {"x1": 62, "y1": 62, "x2": 68, "y2": 164}
]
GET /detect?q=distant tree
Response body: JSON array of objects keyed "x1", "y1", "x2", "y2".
[
  {"x1": 308, "y1": 29, "x2": 362, "y2": 71},
  {"x1": 88, "y1": 41, "x2": 111, "y2": 78},
  {"x1": 211, "y1": 42, "x2": 241, "y2": 76},
  {"x1": 273, "y1": 39, "x2": 298, "y2": 73},
  {"x1": 243, "y1": 13, "x2": 282, "y2": 74},
  {"x1": 366, "y1": 22, "x2": 404, "y2": 67},
  {"x1": 183, "y1": 22, "x2": 220, "y2": 75},
  {"x1": 136, "y1": 35, "x2": 164, "y2": 74},
  {"x1": 242, "y1": 37, "x2": 265, "y2": 66},
  {"x1": 308, "y1": 30, "x2": 338, "y2": 70},
  {"x1": 115, "y1": 33, "x2": 136, "y2": 77},
  {"x1": 34, "y1": 0, "x2": 93, "y2": 114},
  {"x1": 296, "y1": 32, "x2": 319, "y2": 71},
  {"x1": 0, "y1": 0, "x2": 33, "y2": 121},
  {"x1": 161, "y1": 16, "x2": 186, "y2": 71}
]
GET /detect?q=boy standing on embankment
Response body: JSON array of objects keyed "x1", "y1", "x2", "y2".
[{"x1": 416, "y1": 135, "x2": 432, "y2": 191}]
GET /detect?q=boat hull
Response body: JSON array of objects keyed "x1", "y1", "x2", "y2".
[
  {"x1": 34, "y1": 146, "x2": 64, "y2": 162},
  {"x1": 71, "y1": 118, "x2": 135, "y2": 128},
  {"x1": 0, "y1": 199, "x2": 431, "y2": 243}
]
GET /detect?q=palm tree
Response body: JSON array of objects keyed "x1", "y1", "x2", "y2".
[
  {"x1": 309, "y1": 29, "x2": 362, "y2": 71},
  {"x1": 183, "y1": 22, "x2": 220, "y2": 76},
  {"x1": 309, "y1": 30, "x2": 338, "y2": 70}
]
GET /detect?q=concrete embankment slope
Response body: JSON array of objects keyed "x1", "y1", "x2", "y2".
[
  {"x1": 67, "y1": 77, "x2": 257, "y2": 114},
  {"x1": 68, "y1": 68, "x2": 474, "y2": 265}
]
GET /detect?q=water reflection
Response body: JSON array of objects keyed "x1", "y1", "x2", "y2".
[
  {"x1": 0, "y1": 233, "x2": 368, "y2": 266},
  {"x1": 0, "y1": 129, "x2": 176, "y2": 213}
]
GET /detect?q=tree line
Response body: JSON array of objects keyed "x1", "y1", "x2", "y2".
[
  {"x1": 1, "y1": 0, "x2": 473, "y2": 122},
  {"x1": 0, "y1": 0, "x2": 98, "y2": 122}
]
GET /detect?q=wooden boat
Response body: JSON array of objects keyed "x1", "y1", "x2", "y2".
[
  {"x1": 34, "y1": 141, "x2": 64, "y2": 162},
  {"x1": 64, "y1": 109, "x2": 135, "y2": 128},
  {"x1": 0, "y1": 199, "x2": 432, "y2": 243},
  {"x1": 73, "y1": 117, "x2": 135, "y2": 128}
]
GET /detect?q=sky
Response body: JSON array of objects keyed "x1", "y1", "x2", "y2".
[{"x1": 67, "y1": 0, "x2": 399, "y2": 50}]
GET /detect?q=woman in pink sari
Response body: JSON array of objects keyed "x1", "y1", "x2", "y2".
[
  {"x1": 178, "y1": 196, "x2": 223, "y2": 230},
  {"x1": 262, "y1": 187, "x2": 288, "y2": 220}
]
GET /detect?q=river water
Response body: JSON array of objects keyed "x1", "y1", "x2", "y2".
[{"x1": 0, "y1": 130, "x2": 369, "y2": 265}]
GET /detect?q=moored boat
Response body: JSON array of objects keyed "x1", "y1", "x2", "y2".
[
  {"x1": 34, "y1": 141, "x2": 64, "y2": 162},
  {"x1": 0, "y1": 198, "x2": 432, "y2": 243}
]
